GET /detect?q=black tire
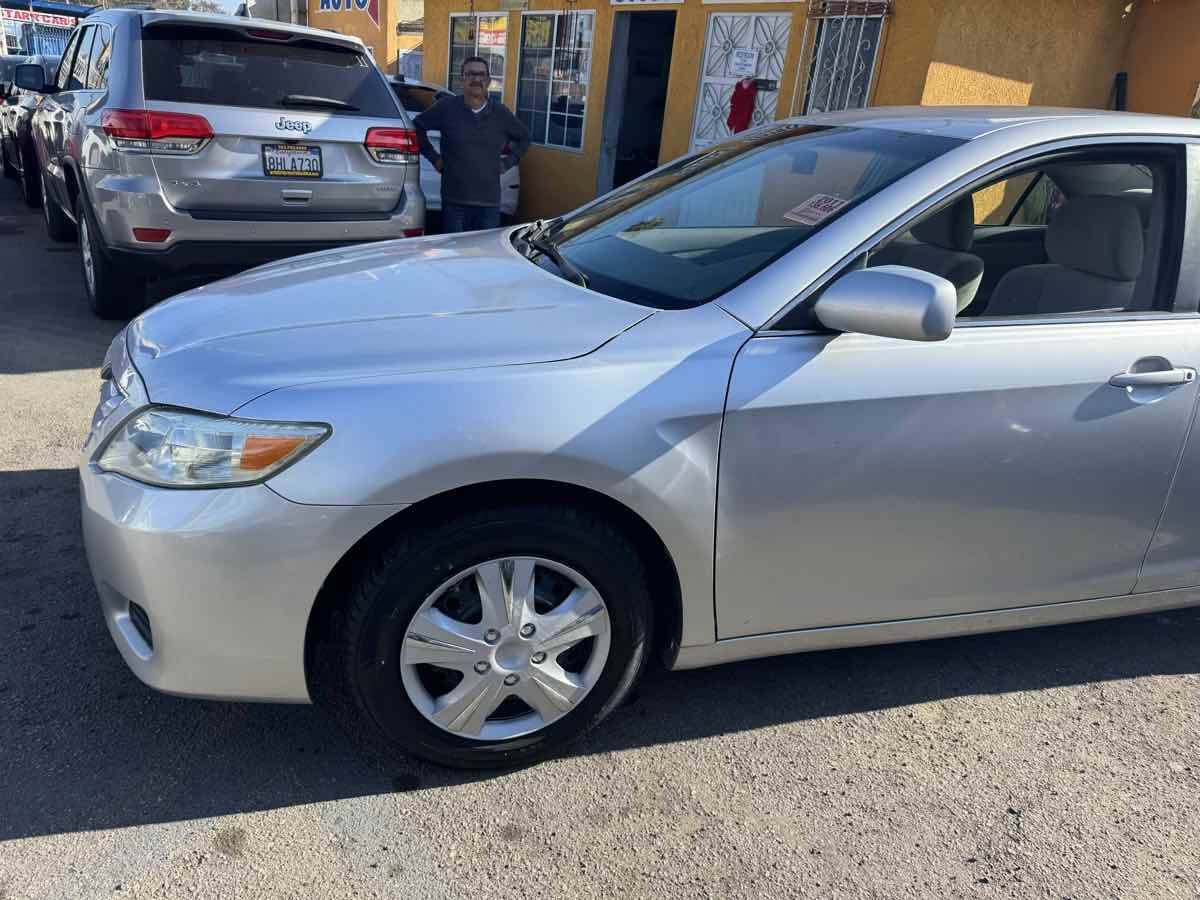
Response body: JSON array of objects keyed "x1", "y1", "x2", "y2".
[
  {"x1": 77, "y1": 193, "x2": 146, "y2": 320},
  {"x1": 41, "y1": 171, "x2": 75, "y2": 243},
  {"x1": 1, "y1": 142, "x2": 15, "y2": 179},
  {"x1": 19, "y1": 146, "x2": 41, "y2": 209},
  {"x1": 315, "y1": 504, "x2": 653, "y2": 769}
]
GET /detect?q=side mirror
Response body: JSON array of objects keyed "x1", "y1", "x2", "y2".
[
  {"x1": 14, "y1": 64, "x2": 51, "y2": 93},
  {"x1": 813, "y1": 265, "x2": 956, "y2": 342}
]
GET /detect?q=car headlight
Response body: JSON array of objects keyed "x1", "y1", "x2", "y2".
[{"x1": 95, "y1": 407, "x2": 330, "y2": 488}]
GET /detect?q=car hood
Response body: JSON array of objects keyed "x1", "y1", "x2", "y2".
[{"x1": 127, "y1": 230, "x2": 651, "y2": 414}]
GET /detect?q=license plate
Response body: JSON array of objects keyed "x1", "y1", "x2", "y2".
[{"x1": 262, "y1": 143, "x2": 322, "y2": 178}]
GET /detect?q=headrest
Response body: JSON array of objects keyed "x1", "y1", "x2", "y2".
[
  {"x1": 911, "y1": 195, "x2": 975, "y2": 252},
  {"x1": 1046, "y1": 196, "x2": 1143, "y2": 282},
  {"x1": 1121, "y1": 189, "x2": 1153, "y2": 228}
]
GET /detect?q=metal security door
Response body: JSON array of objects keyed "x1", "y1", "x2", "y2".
[
  {"x1": 689, "y1": 13, "x2": 792, "y2": 151},
  {"x1": 793, "y1": 0, "x2": 889, "y2": 115}
]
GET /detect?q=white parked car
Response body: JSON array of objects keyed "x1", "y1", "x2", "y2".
[{"x1": 388, "y1": 76, "x2": 520, "y2": 222}]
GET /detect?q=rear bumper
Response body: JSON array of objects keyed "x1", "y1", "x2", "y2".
[
  {"x1": 86, "y1": 169, "x2": 425, "y2": 277},
  {"x1": 107, "y1": 238, "x2": 384, "y2": 277}
]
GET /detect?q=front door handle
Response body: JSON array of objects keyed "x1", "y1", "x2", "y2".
[{"x1": 1109, "y1": 368, "x2": 1196, "y2": 388}]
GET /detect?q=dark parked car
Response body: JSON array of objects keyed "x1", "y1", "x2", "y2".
[{"x1": 1, "y1": 54, "x2": 59, "y2": 207}]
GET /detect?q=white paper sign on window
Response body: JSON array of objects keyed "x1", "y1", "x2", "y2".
[{"x1": 730, "y1": 48, "x2": 759, "y2": 78}]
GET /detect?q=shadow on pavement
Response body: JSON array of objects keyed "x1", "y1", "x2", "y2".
[
  {"x1": 0, "y1": 185, "x2": 241, "y2": 377},
  {"x1": 4, "y1": 465, "x2": 1200, "y2": 841}
]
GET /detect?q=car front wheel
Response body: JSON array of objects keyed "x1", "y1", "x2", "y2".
[
  {"x1": 77, "y1": 194, "x2": 146, "y2": 319},
  {"x1": 317, "y1": 504, "x2": 653, "y2": 768}
]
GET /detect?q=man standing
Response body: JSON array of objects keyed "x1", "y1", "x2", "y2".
[{"x1": 413, "y1": 56, "x2": 531, "y2": 233}]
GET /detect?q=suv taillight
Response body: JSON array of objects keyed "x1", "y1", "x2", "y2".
[
  {"x1": 101, "y1": 109, "x2": 212, "y2": 154},
  {"x1": 365, "y1": 127, "x2": 418, "y2": 165}
]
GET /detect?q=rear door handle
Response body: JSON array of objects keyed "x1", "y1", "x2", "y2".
[{"x1": 1109, "y1": 368, "x2": 1196, "y2": 388}]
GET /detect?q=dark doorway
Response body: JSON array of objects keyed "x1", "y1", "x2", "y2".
[{"x1": 596, "y1": 11, "x2": 676, "y2": 195}]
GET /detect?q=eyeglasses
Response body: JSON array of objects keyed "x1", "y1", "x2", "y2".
[{"x1": 463, "y1": 70, "x2": 489, "y2": 81}]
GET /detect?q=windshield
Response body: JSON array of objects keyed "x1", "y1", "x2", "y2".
[{"x1": 548, "y1": 126, "x2": 964, "y2": 309}]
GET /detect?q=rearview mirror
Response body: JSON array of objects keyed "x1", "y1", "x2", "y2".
[
  {"x1": 813, "y1": 265, "x2": 956, "y2": 342},
  {"x1": 14, "y1": 64, "x2": 50, "y2": 93}
]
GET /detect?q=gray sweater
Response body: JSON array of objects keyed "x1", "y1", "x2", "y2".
[{"x1": 413, "y1": 96, "x2": 531, "y2": 208}]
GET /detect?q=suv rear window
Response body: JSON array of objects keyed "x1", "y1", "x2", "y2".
[
  {"x1": 391, "y1": 84, "x2": 449, "y2": 115},
  {"x1": 141, "y1": 25, "x2": 401, "y2": 118}
]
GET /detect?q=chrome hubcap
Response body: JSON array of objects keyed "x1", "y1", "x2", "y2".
[
  {"x1": 80, "y1": 213, "x2": 95, "y2": 295},
  {"x1": 400, "y1": 557, "x2": 612, "y2": 741}
]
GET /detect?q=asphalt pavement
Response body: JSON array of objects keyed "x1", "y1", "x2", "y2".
[{"x1": 2, "y1": 180, "x2": 1200, "y2": 900}]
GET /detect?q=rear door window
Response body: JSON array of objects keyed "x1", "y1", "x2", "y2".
[
  {"x1": 88, "y1": 25, "x2": 112, "y2": 90},
  {"x1": 66, "y1": 26, "x2": 94, "y2": 91},
  {"x1": 392, "y1": 84, "x2": 447, "y2": 115},
  {"x1": 140, "y1": 25, "x2": 401, "y2": 117},
  {"x1": 54, "y1": 29, "x2": 83, "y2": 91}
]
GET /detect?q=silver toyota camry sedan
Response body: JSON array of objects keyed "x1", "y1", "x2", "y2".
[{"x1": 82, "y1": 107, "x2": 1200, "y2": 767}]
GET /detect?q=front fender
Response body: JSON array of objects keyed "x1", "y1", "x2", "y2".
[{"x1": 236, "y1": 304, "x2": 751, "y2": 649}]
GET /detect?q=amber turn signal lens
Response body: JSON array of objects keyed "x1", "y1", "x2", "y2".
[{"x1": 240, "y1": 435, "x2": 306, "y2": 471}]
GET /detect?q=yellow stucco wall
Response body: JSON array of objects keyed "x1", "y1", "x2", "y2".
[
  {"x1": 1122, "y1": 0, "x2": 1200, "y2": 117},
  {"x1": 919, "y1": 0, "x2": 1136, "y2": 109},
  {"x1": 868, "y1": 0, "x2": 946, "y2": 106},
  {"x1": 308, "y1": 1, "x2": 391, "y2": 68}
]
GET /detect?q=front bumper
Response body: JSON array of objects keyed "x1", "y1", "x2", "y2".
[{"x1": 80, "y1": 442, "x2": 404, "y2": 703}]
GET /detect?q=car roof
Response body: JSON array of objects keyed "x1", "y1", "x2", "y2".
[
  {"x1": 88, "y1": 8, "x2": 368, "y2": 52},
  {"x1": 793, "y1": 105, "x2": 1200, "y2": 141}
]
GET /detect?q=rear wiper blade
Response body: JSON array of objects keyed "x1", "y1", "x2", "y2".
[
  {"x1": 526, "y1": 233, "x2": 587, "y2": 289},
  {"x1": 280, "y1": 94, "x2": 358, "y2": 111}
]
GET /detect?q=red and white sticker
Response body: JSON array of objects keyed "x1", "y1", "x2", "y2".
[{"x1": 783, "y1": 193, "x2": 849, "y2": 226}]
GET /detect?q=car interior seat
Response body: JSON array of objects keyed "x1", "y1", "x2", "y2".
[
  {"x1": 982, "y1": 196, "x2": 1144, "y2": 317},
  {"x1": 870, "y1": 195, "x2": 985, "y2": 313}
]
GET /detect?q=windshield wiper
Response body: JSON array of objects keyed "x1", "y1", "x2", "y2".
[
  {"x1": 521, "y1": 216, "x2": 565, "y2": 247},
  {"x1": 280, "y1": 94, "x2": 359, "y2": 111},
  {"x1": 525, "y1": 232, "x2": 588, "y2": 289}
]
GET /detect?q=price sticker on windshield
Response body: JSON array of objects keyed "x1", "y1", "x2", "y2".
[{"x1": 783, "y1": 193, "x2": 848, "y2": 226}]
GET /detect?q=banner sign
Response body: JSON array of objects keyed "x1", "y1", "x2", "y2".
[
  {"x1": 316, "y1": 0, "x2": 380, "y2": 29},
  {"x1": 1, "y1": 8, "x2": 76, "y2": 28}
]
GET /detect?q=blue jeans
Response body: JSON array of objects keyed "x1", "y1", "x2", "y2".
[{"x1": 442, "y1": 202, "x2": 501, "y2": 234}]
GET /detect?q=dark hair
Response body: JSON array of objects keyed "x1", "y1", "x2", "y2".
[{"x1": 461, "y1": 56, "x2": 489, "y2": 75}]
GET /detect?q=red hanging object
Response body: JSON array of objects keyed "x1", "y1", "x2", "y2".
[{"x1": 727, "y1": 78, "x2": 758, "y2": 134}]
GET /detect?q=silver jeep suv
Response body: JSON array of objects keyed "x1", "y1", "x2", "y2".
[{"x1": 17, "y1": 10, "x2": 424, "y2": 318}]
